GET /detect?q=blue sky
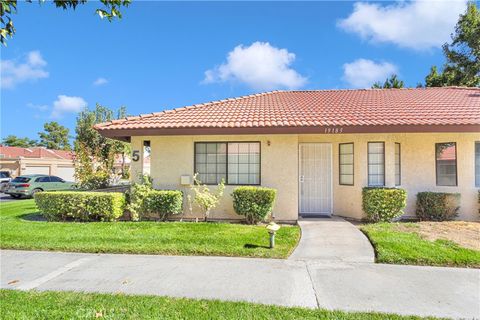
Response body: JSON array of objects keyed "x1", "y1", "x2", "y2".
[{"x1": 1, "y1": 1, "x2": 469, "y2": 141}]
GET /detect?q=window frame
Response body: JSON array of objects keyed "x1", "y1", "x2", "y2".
[
  {"x1": 194, "y1": 141, "x2": 261, "y2": 186},
  {"x1": 435, "y1": 142, "x2": 458, "y2": 187},
  {"x1": 395, "y1": 142, "x2": 401, "y2": 186},
  {"x1": 338, "y1": 142, "x2": 354, "y2": 186},
  {"x1": 476, "y1": 141, "x2": 480, "y2": 188},
  {"x1": 367, "y1": 141, "x2": 385, "y2": 187}
]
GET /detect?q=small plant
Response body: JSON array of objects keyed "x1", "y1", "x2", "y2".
[
  {"x1": 232, "y1": 186, "x2": 277, "y2": 224},
  {"x1": 126, "y1": 174, "x2": 153, "y2": 221},
  {"x1": 416, "y1": 192, "x2": 460, "y2": 221},
  {"x1": 362, "y1": 187, "x2": 407, "y2": 223},
  {"x1": 188, "y1": 174, "x2": 225, "y2": 222}
]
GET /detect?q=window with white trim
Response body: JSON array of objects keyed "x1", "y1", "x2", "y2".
[
  {"x1": 435, "y1": 142, "x2": 457, "y2": 186},
  {"x1": 339, "y1": 143, "x2": 354, "y2": 185},
  {"x1": 475, "y1": 142, "x2": 479, "y2": 187},
  {"x1": 194, "y1": 142, "x2": 260, "y2": 185},
  {"x1": 368, "y1": 142, "x2": 385, "y2": 186},
  {"x1": 395, "y1": 143, "x2": 401, "y2": 186}
]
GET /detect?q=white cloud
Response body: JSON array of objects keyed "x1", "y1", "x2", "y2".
[
  {"x1": 338, "y1": 0, "x2": 468, "y2": 50},
  {"x1": 93, "y1": 77, "x2": 108, "y2": 86},
  {"x1": 51, "y1": 95, "x2": 87, "y2": 119},
  {"x1": 1, "y1": 50, "x2": 49, "y2": 89},
  {"x1": 342, "y1": 59, "x2": 398, "y2": 88},
  {"x1": 27, "y1": 102, "x2": 49, "y2": 111},
  {"x1": 203, "y1": 41, "x2": 307, "y2": 90}
]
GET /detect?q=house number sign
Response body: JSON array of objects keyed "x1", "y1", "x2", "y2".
[
  {"x1": 132, "y1": 150, "x2": 140, "y2": 161},
  {"x1": 324, "y1": 127, "x2": 344, "y2": 134}
]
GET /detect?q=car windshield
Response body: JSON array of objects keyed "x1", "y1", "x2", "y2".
[
  {"x1": 11, "y1": 177, "x2": 31, "y2": 183},
  {"x1": 0, "y1": 172, "x2": 9, "y2": 178}
]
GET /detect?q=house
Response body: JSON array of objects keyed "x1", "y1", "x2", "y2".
[
  {"x1": 0, "y1": 145, "x2": 132, "y2": 183},
  {"x1": 0, "y1": 146, "x2": 76, "y2": 181},
  {"x1": 95, "y1": 87, "x2": 480, "y2": 222}
]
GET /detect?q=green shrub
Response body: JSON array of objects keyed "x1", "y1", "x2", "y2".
[
  {"x1": 142, "y1": 190, "x2": 183, "y2": 220},
  {"x1": 416, "y1": 192, "x2": 460, "y2": 221},
  {"x1": 126, "y1": 177, "x2": 153, "y2": 221},
  {"x1": 362, "y1": 187, "x2": 407, "y2": 222},
  {"x1": 232, "y1": 187, "x2": 277, "y2": 224},
  {"x1": 34, "y1": 191, "x2": 126, "y2": 222}
]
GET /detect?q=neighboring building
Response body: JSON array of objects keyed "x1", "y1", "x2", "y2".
[
  {"x1": 0, "y1": 146, "x2": 76, "y2": 181},
  {"x1": 95, "y1": 87, "x2": 480, "y2": 222}
]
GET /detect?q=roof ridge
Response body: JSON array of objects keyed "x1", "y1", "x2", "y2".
[{"x1": 94, "y1": 90, "x2": 282, "y2": 129}]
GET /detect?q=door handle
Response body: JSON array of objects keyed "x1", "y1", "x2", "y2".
[{"x1": 299, "y1": 175, "x2": 304, "y2": 183}]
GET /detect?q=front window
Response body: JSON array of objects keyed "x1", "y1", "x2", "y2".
[
  {"x1": 476, "y1": 142, "x2": 480, "y2": 187},
  {"x1": 194, "y1": 142, "x2": 260, "y2": 185},
  {"x1": 339, "y1": 143, "x2": 354, "y2": 185},
  {"x1": 395, "y1": 143, "x2": 401, "y2": 186},
  {"x1": 368, "y1": 142, "x2": 385, "y2": 186},
  {"x1": 436, "y1": 142, "x2": 457, "y2": 186}
]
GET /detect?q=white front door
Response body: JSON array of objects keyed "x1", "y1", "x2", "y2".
[{"x1": 299, "y1": 143, "x2": 333, "y2": 216}]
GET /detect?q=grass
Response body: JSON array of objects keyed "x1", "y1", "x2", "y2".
[
  {"x1": 0, "y1": 200, "x2": 300, "y2": 258},
  {"x1": 0, "y1": 289, "x2": 441, "y2": 320},
  {"x1": 361, "y1": 223, "x2": 480, "y2": 268}
]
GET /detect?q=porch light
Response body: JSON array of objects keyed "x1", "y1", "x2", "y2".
[{"x1": 266, "y1": 222, "x2": 280, "y2": 249}]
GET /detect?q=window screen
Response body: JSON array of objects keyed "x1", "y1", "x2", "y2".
[
  {"x1": 395, "y1": 143, "x2": 401, "y2": 186},
  {"x1": 194, "y1": 142, "x2": 260, "y2": 185},
  {"x1": 227, "y1": 142, "x2": 260, "y2": 185},
  {"x1": 368, "y1": 142, "x2": 385, "y2": 186},
  {"x1": 436, "y1": 142, "x2": 457, "y2": 186},
  {"x1": 339, "y1": 143, "x2": 354, "y2": 185}
]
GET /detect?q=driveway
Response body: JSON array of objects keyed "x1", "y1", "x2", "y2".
[{"x1": 1, "y1": 217, "x2": 479, "y2": 319}]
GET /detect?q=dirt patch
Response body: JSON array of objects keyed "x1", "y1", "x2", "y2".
[{"x1": 394, "y1": 221, "x2": 480, "y2": 251}]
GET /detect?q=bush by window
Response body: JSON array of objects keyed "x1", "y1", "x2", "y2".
[
  {"x1": 232, "y1": 186, "x2": 276, "y2": 224},
  {"x1": 35, "y1": 191, "x2": 126, "y2": 222},
  {"x1": 142, "y1": 190, "x2": 183, "y2": 221},
  {"x1": 416, "y1": 192, "x2": 460, "y2": 221},
  {"x1": 362, "y1": 187, "x2": 407, "y2": 222}
]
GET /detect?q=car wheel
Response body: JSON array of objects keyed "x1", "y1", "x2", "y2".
[
  {"x1": 31, "y1": 188, "x2": 43, "y2": 198},
  {"x1": 10, "y1": 194, "x2": 21, "y2": 199}
]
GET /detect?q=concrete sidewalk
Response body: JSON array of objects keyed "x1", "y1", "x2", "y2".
[
  {"x1": 2, "y1": 249, "x2": 479, "y2": 319},
  {"x1": 289, "y1": 217, "x2": 375, "y2": 263}
]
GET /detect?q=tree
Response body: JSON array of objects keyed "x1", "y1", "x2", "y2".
[
  {"x1": 0, "y1": 0, "x2": 131, "y2": 45},
  {"x1": 372, "y1": 74, "x2": 405, "y2": 89},
  {"x1": 74, "y1": 103, "x2": 130, "y2": 189},
  {"x1": 1, "y1": 135, "x2": 38, "y2": 148},
  {"x1": 425, "y1": 2, "x2": 480, "y2": 87},
  {"x1": 38, "y1": 121, "x2": 71, "y2": 150}
]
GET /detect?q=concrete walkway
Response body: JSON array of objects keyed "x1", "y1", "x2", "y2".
[
  {"x1": 1, "y1": 218, "x2": 479, "y2": 319},
  {"x1": 289, "y1": 217, "x2": 375, "y2": 263}
]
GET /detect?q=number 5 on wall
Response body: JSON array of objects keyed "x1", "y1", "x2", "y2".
[{"x1": 132, "y1": 150, "x2": 140, "y2": 162}]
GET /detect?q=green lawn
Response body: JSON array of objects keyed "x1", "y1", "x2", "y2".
[
  {"x1": 0, "y1": 290, "x2": 441, "y2": 320},
  {"x1": 361, "y1": 223, "x2": 480, "y2": 268},
  {"x1": 0, "y1": 200, "x2": 299, "y2": 258}
]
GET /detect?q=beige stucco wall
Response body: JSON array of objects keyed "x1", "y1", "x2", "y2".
[{"x1": 130, "y1": 132, "x2": 480, "y2": 222}]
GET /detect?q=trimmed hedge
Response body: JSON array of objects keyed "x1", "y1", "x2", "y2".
[
  {"x1": 34, "y1": 191, "x2": 126, "y2": 222},
  {"x1": 142, "y1": 190, "x2": 183, "y2": 220},
  {"x1": 232, "y1": 186, "x2": 277, "y2": 224},
  {"x1": 416, "y1": 192, "x2": 460, "y2": 221},
  {"x1": 362, "y1": 187, "x2": 407, "y2": 222}
]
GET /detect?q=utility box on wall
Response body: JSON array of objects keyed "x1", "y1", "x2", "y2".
[{"x1": 180, "y1": 175, "x2": 191, "y2": 185}]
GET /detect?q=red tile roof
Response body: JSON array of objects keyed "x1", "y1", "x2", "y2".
[
  {"x1": 0, "y1": 146, "x2": 74, "y2": 160},
  {"x1": 95, "y1": 87, "x2": 480, "y2": 138}
]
